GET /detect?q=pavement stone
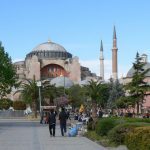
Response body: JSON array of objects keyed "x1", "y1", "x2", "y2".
[{"x1": 0, "y1": 120, "x2": 107, "y2": 150}]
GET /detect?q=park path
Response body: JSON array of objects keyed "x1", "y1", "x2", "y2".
[{"x1": 0, "y1": 120, "x2": 107, "y2": 150}]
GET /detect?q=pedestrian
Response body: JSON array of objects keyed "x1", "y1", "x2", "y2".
[
  {"x1": 48, "y1": 109, "x2": 56, "y2": 137},
  {"x1": 98, "y1": 109, "x2": 103, "y2": 118},
  {"x1": 66, "y1": 109, "x2": 71, "y2": 120},
  {"x1": 59, "y1": 107, "x2": 68, "y2": 136}
]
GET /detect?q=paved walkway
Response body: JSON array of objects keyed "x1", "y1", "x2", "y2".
[{"x1": 0, "y1": 120, "x2": 107, "y2": 150}]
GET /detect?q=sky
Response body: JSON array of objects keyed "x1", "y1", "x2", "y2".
[{"x1": 0, "y1": 0, "x2": 150, "y2": 80}]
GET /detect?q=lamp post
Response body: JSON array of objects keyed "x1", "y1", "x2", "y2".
[
  {"x1": 63, "y1": 62, "x2": 65, "y2": 95},
  {"x1": 37, "y1": 81, "x2": 42, "y2": 113},
  {"x1": 64, "y1": 59, "x2": 69, "y2": 95}
]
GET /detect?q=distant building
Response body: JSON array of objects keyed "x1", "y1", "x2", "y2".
[
  {"x1": 80, "y1": 66, "x2": 97, "y2": 80},
  {"x1": 14, "y1": 40, "x2": 81, "y2": 83}
]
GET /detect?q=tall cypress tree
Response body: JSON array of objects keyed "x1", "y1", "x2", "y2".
[
  {"x1": 0, "y1": 42, "x2": 17, "y2": 99},
  {"x1": 125, "y1": 52, "x2": 150, "y2": 114}
]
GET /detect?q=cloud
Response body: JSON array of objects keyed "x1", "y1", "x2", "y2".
[{"x1": 80, "y1": 59, "x2": 129, "y2": 80}]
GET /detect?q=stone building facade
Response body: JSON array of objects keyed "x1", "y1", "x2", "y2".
[{"x1": 14, "y1": 40, "x2": 81, "y2": 83}]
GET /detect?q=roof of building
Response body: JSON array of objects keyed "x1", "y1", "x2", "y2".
[
  {"x1": 126, "y1": 62, "x2": 150, "y2": 78},
  {"x1": 32, "y1": 41, "x2": 66, "y2": 52},
  {"x1": 79, "y1": 79, "x2": 90, "y2": 86},
  {"x1": 13, "y1": 61, "x2": 24, "y2": 65},
  {"x1": 26, "y1": 41, "x2": 72, "y2": 59},
  {"x1": 50, "y1": 76, "x2": 74, "y2": 88}
]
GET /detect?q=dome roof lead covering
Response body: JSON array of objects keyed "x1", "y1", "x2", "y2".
[
  {"x1": 127, "y1": 62, "x2": 150, "y2": 78},
  {"x1": 32, "y1": 41, "x2": 66, "y2": 52}
]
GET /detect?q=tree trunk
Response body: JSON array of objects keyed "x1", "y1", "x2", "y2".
[
  {"x1": 91, "y1": 100, "x2": 98, "y2": 130},
  {"x1": 136, "y1": 102, "x2": 139, "y2": 114},
  {"x1": 92, "y1": 100, "x2": 97, "y2": 119},
  {"x1": 32, "y1": 101, "x2": 37, "y2": 118}
]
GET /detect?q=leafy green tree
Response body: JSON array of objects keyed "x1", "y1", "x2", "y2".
[
  {"x1": 125, "y1": 52, "x2": 150, "y2": 114},
  {"x1": 0, "y1": 42, "x2": 18, "y2": 98},
  {"x1": 107, "y1": 78, "x2": 124, "y2": 109},
  {"x1": 97, "y1": 83, "x2": 109, "y2": 109},
  {"x1": 42, "y1": 83, "x2": 58, "y2": 105},
  {"x1": 67, "y1": 85, "x2": 87, "y2": 108},
  {"x1": 116, "y1": 96, "x2": 135, "y2": 109}
]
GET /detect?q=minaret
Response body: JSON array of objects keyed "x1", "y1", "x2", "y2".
[
  {"x1": 112, "y1": 26, "x2": 118, "y2": 80},
  {"x1": 100, "y1": 40, "x2": 104, "y2": 80}
]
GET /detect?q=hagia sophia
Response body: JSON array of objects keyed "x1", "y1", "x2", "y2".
[
  {"x1": 13, "y1": 27, "x2": 118, "y2": 86},
  {"x1": 11, "y1": 27, "x2": 150, "y2": 113},
  {"x1": 13, "y1": 40, "x2": 97, "y2": 88}
]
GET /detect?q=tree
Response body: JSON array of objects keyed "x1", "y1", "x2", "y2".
[
  {"x1": 42, "y1": 82, "x2": 57, "y2": 105},
  {"x1": 18, "y1": 76, "x2": 39, "y2": 118},
  {"x1": 116, "y1": 96, "x2": 134, "y2": 109},
  {"x1": 85, "y1": 80, "x2": 102, "y2": 118},
  {"x1": 125, "y1": 52, "x2": 150, "y2": 114},
  {"x1": 0, "y1": 42, "x2": 18, "y2": 98},
  {"x1": 97, "y1": 83, "x2": 109, "y2": 109},
  {"x1": 67, "y1": 85, "x2": 87, "y2": 108},
  {"x1": 107, "y1": 78, "x2": 124, "y2": 110}
]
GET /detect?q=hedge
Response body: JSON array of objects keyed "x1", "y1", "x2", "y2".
[
  {"x1": 125, "y1": 126, "x2": 150, "y2": 150},
  {"x1": 13, "y1": 101, "x2": 26, "y2": 110},
  {"x1": 95, "y1": 118, "x2": 118, "y2": 136},
  {"x1": 108, "y1": 124, "x2": 140, "y2": 145},
  {"x1": 124, "y1": 117, "x2": 150, "y2": 123},
  {"x1": 0, "y1": 98, "x2": 13, "y2": 110}
]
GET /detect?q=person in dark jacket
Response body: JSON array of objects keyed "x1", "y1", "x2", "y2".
[
  {"x1": 48, "y1": 109, "x2": 56, "y2": 137},
  {"x1": 59, "y1": 107, "x2": 68, "y2": 136}
]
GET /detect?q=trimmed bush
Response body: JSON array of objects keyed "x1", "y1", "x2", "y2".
[
  {"x1": 108, "y1": 124, "x2": 139, "y2": 145},
  {"x1": 125, "y1": 126, "x2": 150, "y2": 150},
  {"x1": 13, "y1": 101, "x2": 26, "y2": 110},
  {"x1": 95, "y1": 118, "x2": 118, "y2": 136},
  {"x1": 87, "y1": 121, "x2": 94, "y2": 130},
  {"x1": 124, "y1": 117, "x2": 150, "y2": 123},
  {"x1": 0, "y1": 98, "x2": 13, "y2": 110}
]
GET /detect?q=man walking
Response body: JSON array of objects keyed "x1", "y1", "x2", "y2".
[
  {"x1": 59, "y1": 107, "x2": 68, "y2": 136},
  {"x1": 48, "y1": 109, "x2": 56, "y2": 137}
]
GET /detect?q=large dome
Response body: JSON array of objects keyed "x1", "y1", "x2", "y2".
[
  {"x1": 127, "y1": 62, "x2": 150, "y2": 78},
  {"x1": 26, "y1": 41, "x2": 72, "y2": 59},
  {"x1": 32, "y1": 41, "x2": 66, "y2": 52}
]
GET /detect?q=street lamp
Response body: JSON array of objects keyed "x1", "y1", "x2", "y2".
[
  {"x1": 64, "y1": 59, "x2": 69, "y2": 95},
  {"x1": 37, "y1": 81, "x2": 42, "y2": 113}
]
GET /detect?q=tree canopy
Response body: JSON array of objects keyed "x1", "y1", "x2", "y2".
[
  {"x1": 125, "y1": 52, "x2": 150, "y2": 113},
  {"x1": 84, "y1": 80, "x2": 103, "y2": 118},
  {"x1": 68, "y1": 84, "x2": 87, "y2": 108},
  {"x1": 107, "y1": 78, "x2": 124, "y2": 109},
  {"x1": 18, "y1": 76, "x2": 39, "y2": 117},
  {"x1": 0, "y1": 42, "x2": 17, "y2": 99}
]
